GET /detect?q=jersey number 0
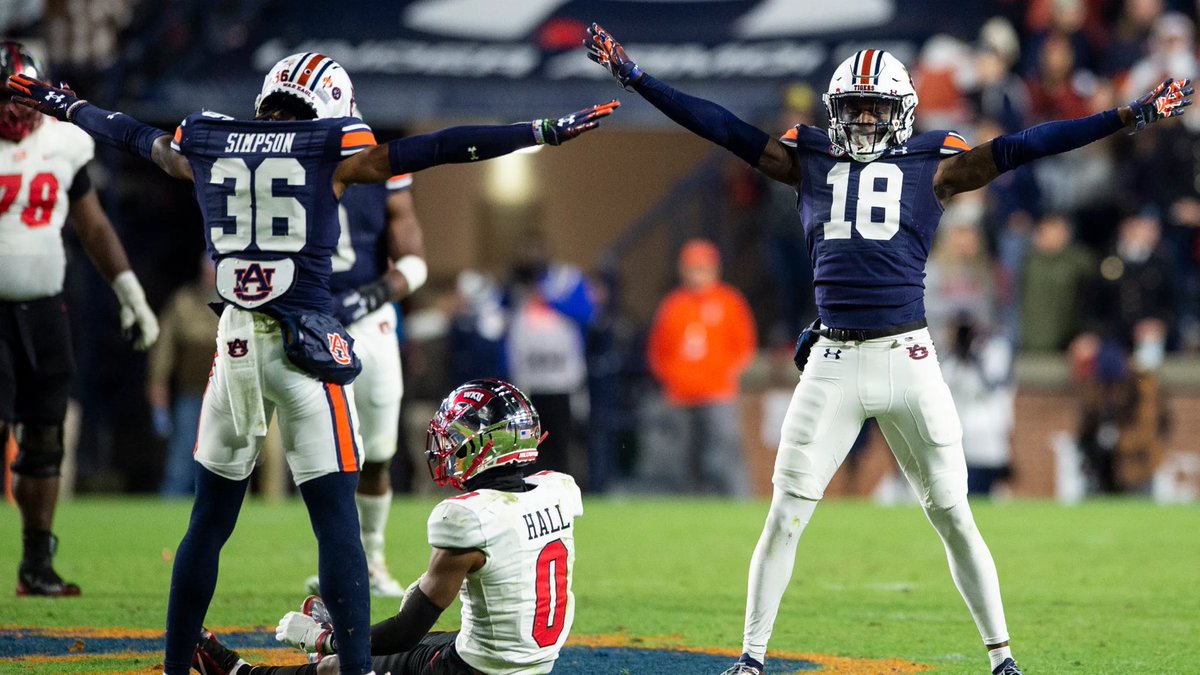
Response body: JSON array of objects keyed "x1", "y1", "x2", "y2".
[
  {"x1": 824, "y1": 162, "x2": 903, "y2": 240},
  {"x1": 532, "y1": 539, "x2": 569, "y2": 648}
]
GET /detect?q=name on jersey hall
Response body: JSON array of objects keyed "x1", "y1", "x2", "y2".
[
  {"x1": 522, "y1": 505, "x2": 571, "y2": 541},
  {"x1": 223, "y1": 132, "x2": 296, "y2": 154}
]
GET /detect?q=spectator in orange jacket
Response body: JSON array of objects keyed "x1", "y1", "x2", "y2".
[{"x1": 641, "y1": 239, "x2": 757, "y2": 496}]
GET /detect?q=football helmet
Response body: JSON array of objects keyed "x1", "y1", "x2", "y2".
[
  {"x1": 823, "y1": 49, "x2": 918, "y2": 162},
  {"x1": 426, "y1": 379, "x2": 543, "y2": 490},
  {"x1": 0, "y1": 41, "x2": 45, "y2": 141},
  {"x1": 254, "y1": 52, "x2": 355, "y2": 120}
]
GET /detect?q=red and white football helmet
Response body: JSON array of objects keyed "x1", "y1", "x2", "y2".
[
  {"x1": 254, "y1": 52, "x2": 356, "y2": 120},
  {"x1": 0, "y1": 41, "x2": 45, "y2": 141},
  {"x1": 823, "y1": 49, "x2": 919, "y2": 162},
  {"x1": 426, "y1": 379, "x2": 544, "y2": 490}
]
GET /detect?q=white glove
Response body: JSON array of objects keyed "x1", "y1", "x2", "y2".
[
  {"x1": 276, "y1": 610, "x2": 331, "y2": 654},
  {"x1": 111, "y1": 270, "x2": 159, "y2": 350}
]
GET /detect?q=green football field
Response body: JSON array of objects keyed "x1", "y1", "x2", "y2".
[{"x1": 0, "y1": 496, "x2": 1197, "y2": 674}]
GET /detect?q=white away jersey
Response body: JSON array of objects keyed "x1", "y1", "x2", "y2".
[
  {"x1": 428, "y1": 471, "x2": 583, "y2": 675},
  {"x1": 0, "y1": 118, "x2": 94, "y2": 300}
]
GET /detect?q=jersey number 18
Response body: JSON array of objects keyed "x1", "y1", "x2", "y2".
[{"x1": 824, "y1": 162, "x2": 903, "y2": 240}]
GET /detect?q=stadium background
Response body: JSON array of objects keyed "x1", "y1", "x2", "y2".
[{"x1": 1, "y1": 1, "x2": 1199, "y2": 673}]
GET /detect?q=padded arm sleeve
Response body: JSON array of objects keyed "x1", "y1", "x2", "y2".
[
  {"x1": 369, "y1": 587, "x2": 443, "y2": 655},
  {"x1": 389, "y1": 124, "x2": 536, "y2": 175},
  {"x1": 632, "y1": 72, "x2": 771, "y2": 166},
  {"x1": 990, "y1": 109, "x2": 1123, "y2": 173},
  {"x1": 70, "y1": 103, "x2": 168, "y2": 160}
]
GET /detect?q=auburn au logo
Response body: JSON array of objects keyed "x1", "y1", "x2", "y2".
[
  {"x1": 907, "y1": 345, "x2": 929, "y2": 360},
  {"x1": 233, "y1": 263, "x2": 276, "y2": 302},
  {"x1": 327, "y1": 333, "x2": 352, "y2": 365},
  {"x1": 227, "y1": 339, "x2": 249, "y2": 358}
]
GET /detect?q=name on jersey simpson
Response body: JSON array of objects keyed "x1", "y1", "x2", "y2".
[
  {"x1": 223, "y1": 132, "x2": 296, "y2": 154},
  {"x1": 522, "y1": 505, "x2": 571, "y2": 541}
]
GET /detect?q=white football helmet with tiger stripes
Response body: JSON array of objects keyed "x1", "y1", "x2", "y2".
[
  {"x1": 255, "y1": 52, "x2": 357, "y2": 120},
  {"x1": 823, "y1": 49, "x2": 918, "y2": 162}
]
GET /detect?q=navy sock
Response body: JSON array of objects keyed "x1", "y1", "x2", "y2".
[
  {"x1": 299, "y1": 471, "x2": 372, "y2": 675},
  {"x1": 163, "y1": 466, "x2": 249, "y2": 674}
]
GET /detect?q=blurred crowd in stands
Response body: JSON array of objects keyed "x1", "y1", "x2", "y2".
[{"x1": 3, "y1": 0, "x2": 1197, "y2": 501}]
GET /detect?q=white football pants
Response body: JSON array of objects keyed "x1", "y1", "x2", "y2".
[
  {"x1": 742, "y1": 328, "x2": 1009, "y2": 662},
  {"x1": 345, "y1": 304, "x2": 403, "y2": 464}
]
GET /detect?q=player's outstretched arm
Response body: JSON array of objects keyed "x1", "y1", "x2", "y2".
[
  {"x1": 333, "y1": 102, "x2": 618, "y2": 193},
  {"x1": 5, "y1": 74, "x2": 192, "y2": 181},
  {"x1": 935, "y1": 78, "x2": 1193, "y2": 201},
  {"x1": 69, "y1": 187, "x2": 160, "y2": 350},
  {"x1": 585, "y1": 23, "x2": 799, "y2": 185},
  {"x1": 363, "y1": 546, "x2": 482, "y2": 655}
]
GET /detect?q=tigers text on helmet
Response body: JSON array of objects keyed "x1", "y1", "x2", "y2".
[
  {"x1": 0, "y1": 41, "x2": 45, "y2": 141},
  {"x1": 426, "y1": 379, "x2": 543, "y2": 490},
  {"x1": 823, "y1": 49, "x2": 918, "y2": 162},
  {"x1": 254, "y1": 52, "x2": 356, "y2": 120}
]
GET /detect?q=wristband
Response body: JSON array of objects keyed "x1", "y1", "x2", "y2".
[{"x1": 394, "y1": 255, "x2": 428, "y2": 294}]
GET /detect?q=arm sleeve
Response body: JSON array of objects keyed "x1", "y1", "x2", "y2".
[
  {"x1": 369, "y1": 587, "x2": 443, "y2": 655},
  {"x1": 990, "y1": 109, "x2": 1123, "y2": 173},
  {"x1": 67, "y1": 164, "x2": 92, "y2": 202},
  {"x1": 389, "y1": 124, "x2": 537, "y2": 175},
  {"x1": 632, "y1": 73, "x2": 771, "y2": 166},
  {"x1": 69, "y1": 103, "x2": 169, "y2": 160}
]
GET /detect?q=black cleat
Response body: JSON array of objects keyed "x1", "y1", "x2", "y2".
[
  {"x1": 720, "y1": 653, "x2": 765, "y2": 674},
  {"x1": 16, "y1": 532, "x2": 80, "y2": 597},
  {"x1": 192, "y1": 629, "x2": 247, "y2": 675},
  {"x1": 16, "y1": 564, "x2": 80, "y2": 596},
  {"x1": 992, "y1": 658, "x2": 1023, "y2": 675}
]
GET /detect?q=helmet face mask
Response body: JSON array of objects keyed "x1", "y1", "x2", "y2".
[
  {"x1": 426, "y1": 379, "x2": 542, "y2": 490},
  {"x1": 0, "y1": 41, "x2": 44, "y2": 141},
  {"x1": 254, "y1": 52, "x2": 357, "y2": 120},
  {"x1": 823, "y1": 50, "x2": 918, "y2": 162}
]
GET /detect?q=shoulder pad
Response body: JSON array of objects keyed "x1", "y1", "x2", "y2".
[
  {"x1": 527, "y1": 471, "x2": 583, "y2": 518},
  {"x1": 339, "y1": 120, "x2": 376, "y2": 157},
  {"x1": 778, "y1": 124, "x2": 828, "y2": 151},
  {"x1": 44, "y1": 118, "x2": 95, "y2": 168},
  {"x1": 904, "y1": 130, "x2": 972, "y2": 156},
  {"x1": 427, "y1": 499, "x2": 487, "y2": 550}
]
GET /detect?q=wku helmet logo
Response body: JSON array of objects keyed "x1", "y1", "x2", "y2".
[
  {"x1": 327, "y1": 333, "x2": 352, "y2": 365},
  {"x1": 233, "y1": 263, "x2": 276, "y2": 302}
]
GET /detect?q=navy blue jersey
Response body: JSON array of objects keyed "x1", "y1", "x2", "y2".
[
  {"x1": 782, "y1": 124, "x2": 970, "y2": 329},
  {"x1": 172, "y1": 112, "x2": 376, "y2": 316},
  {"x1": 330, "y1": 173, "x2": 413, "y2": 293}
]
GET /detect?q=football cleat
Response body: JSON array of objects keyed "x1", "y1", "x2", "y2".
[
  {"x1": 301, "y1": 594, "x2": 333, "y2": 626},
  {"x1": 192, "y1": 629, "x2": 247, "y2": 675},
  {"x1": 16, "y1": 565, "x2": 80, "y2": 597},
  {"x1": 720, "y1": 654, "x2": 765, "y2": 674},
  {"x1": 992, "y1": 658, "x2": 1023, "y2": 675}
]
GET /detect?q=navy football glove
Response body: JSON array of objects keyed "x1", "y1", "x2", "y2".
[
  {"x1": 332, "y1": 278, "x2": 391, "y2": 327},
  {"x1": 6, "y1": 74, "x2": 86, "y2": 122},
  {"x1": 1130, "y1": 78, "x2": 1193, "y2": 131},
  {"x1": 533, "y1": 100, "x2": 620, "y2": 146},
  {"x1": 793, "y1": 319, "x2": 822, "y2": 373},
  {"x1": 585, "y1": 23, "x2": 642, "y2": 90}
]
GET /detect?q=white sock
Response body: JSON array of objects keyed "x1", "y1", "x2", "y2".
[
  {"x1": 356, "y1": 490, "x2": 392, "y2": 566},
  {"x1": 988, "y1": 645, "x2": 1013, "y2": 670},
  {"x1": 923, "y1": 500, "x2": 1010, "y2": 646},
  {"x1": 742, "y1": 491, "x2": 819, "y2": 662}
]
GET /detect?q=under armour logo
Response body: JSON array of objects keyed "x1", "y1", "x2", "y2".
[
  {"x1": 558, "y1": 113, "x2": 577, "y2": 126},
  {"x1": 44, "y1": 92, "x2": 64, "y2": 103},
  {"x1": 889, "y1": 146, "x2": 909, "y2": 155},
  {"x1": 823, "y1": 348, "x2": 842, "y2": 359},
  {"x1": 467, "y1": 146, "x2": 479, "y2": 160}
]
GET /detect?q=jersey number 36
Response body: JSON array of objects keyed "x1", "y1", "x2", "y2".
[{"x1": 209, "y1": 157, "x2": 307, "y2": 253}]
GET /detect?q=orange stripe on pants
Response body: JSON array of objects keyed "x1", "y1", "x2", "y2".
[{"x1": 326, "y1": 384, "x2": 358, "y2": 472}]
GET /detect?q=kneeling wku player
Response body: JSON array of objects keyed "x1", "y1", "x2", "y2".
[{"x1": 194, "y1": 379, "x2": 581, "y2": 675}]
